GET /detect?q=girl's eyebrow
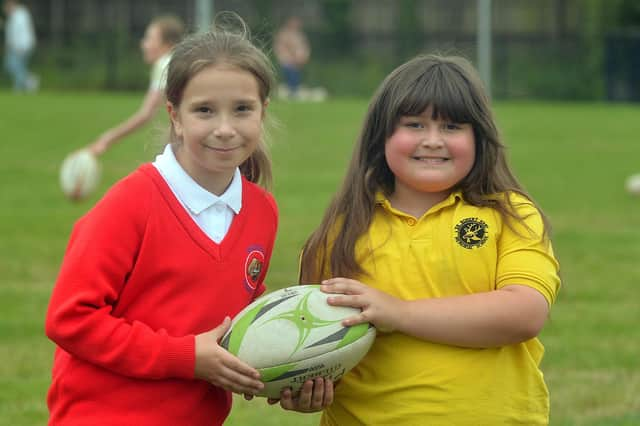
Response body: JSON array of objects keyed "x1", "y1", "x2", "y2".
[
  {"x1": 234, "y1": 98, "x2": 260, "y2": 104},
  {"x1": 185, "y1": 97, "x2": 260, "y2": 105},
  {"x1": 183, "y1": 96, "x2": 211, "y2": 104}
]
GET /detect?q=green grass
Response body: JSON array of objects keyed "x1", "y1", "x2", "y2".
[{"x1": 0, "y1": 91, "x2": 639, "y2": 425}]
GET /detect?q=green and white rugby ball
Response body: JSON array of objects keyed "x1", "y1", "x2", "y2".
[{"x1": 221, "y1": 285, "x2": 376, "y2": 398}]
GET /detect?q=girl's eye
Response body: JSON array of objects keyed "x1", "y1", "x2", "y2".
[
  {"x1": 236, "y1": 104, "x2": 254, "y2": 113},
  {"x1": 196, "y1": 106, "x2": 211, "y2": 114},
  {"x1": 402, "y1": 120, "x2": 423, "y2": 129},
  {"x1": 443, "y1": 122, "x2": 462, "y2": 131}
]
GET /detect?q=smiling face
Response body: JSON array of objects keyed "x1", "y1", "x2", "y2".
[
  {"x1": 168, "y1": 64, "x2": 266, "y2": 195},
  {"x1": 385, "y1": 105, "x2": 475, "y2": 204}
]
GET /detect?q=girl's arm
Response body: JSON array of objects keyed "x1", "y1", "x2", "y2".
[
  {"x1": 45, "y1": 175, "x2": 266, "y2": 395},
  {"x1": 88, "y1": 89, "x2": 165, "y2": 156},
  {"x1": 324, "y1": 196, "x2": 558, "y2": 348},
  {"x1": 45, "y1": 177, "x2": 193, "y2": 379},
  {"x1": 322, "y1": 279, "x2": 549, "y2": 348}
]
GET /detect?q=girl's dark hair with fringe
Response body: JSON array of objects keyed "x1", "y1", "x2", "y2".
[
  {"x1": 300, "y1": 54, "x2": 550, "y2": 283},
  {"x1": 165, "y1": 12, "x2": 276, "y2": 189}
]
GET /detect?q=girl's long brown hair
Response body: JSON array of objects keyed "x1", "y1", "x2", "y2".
[{"x1": 300, "y1": 54, "x2": 550, "y2": 283}]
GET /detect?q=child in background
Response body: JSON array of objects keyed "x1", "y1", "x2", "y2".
[
  {"x1": 87, "y1": 15, "x2": 184, "y2": 156},
  {"x1": 46, "y1": 14, "x2": 278, "y2": 426},
  {"x1": 3, "y1": 0, "x2": 38, "y2": 92},
  {"x1": 289, "y1": 54, "x2": 561, "y2": 424},
  {"x1": 273, "y1": 15, "x2": 310, "y2": 99}
]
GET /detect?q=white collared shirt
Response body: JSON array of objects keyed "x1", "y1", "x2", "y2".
[{"x1": 152, "y1": 144, "x2": 242, "y2": 243}]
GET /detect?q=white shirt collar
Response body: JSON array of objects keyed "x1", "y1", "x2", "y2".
[{"x1": 152, "y1": 144, "x2": 242, "y2": 215}]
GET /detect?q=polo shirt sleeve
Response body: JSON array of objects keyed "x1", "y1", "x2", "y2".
[{"x1": 495, "y1": 195, "x2": 561, "y2": 306}]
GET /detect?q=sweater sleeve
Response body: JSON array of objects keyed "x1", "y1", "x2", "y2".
[{"x1": 45, "y1": 172, "x2": 195, "y2": 380}]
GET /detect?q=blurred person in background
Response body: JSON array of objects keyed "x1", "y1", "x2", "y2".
[
  {"x1": 274, "y1": 15, "x2": 310, "y2": 99},
  {"x1": 87, "y1": 15, "x2": 184, "y2": 156},
  {"x1": 3, "y1": 0, "x2": 38, "y2": 92}
]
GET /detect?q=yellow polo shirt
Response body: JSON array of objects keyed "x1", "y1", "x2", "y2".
[{"x1": 320, "y1": 191, "x2": 560, "y2": 426}]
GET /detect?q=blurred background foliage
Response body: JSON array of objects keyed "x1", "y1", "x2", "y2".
[{"x1": 2, "y1": 0, "x2": 640, "y2": 100}]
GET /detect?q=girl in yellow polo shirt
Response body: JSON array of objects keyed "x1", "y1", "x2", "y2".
[{"x1": 279, "y1": 54, "x2": 561, "y2": 424}]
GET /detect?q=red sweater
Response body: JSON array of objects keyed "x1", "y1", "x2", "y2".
[{"x1": 45, "y1": 164, "x2": 278, "y2": 426}]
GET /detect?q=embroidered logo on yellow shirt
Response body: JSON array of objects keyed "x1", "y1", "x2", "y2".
[{"x1": 455, "y1": 218, "x2": 489, "y2": 249}]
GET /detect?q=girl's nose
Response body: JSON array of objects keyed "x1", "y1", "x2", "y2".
[
  {"x1": 214, "y1": 119, "x2": 236, "y2": 139},
  {"x1": 421, "y1": 129, "x2": 444, "y2": 148}
]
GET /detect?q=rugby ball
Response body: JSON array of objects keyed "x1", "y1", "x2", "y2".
[
  {"x1": 221, "y1": 285, "x2": 375, "y2": 399},
  {"x1": 59, "y1": 149, "x2": 101, "y2": 201},
  {"x1": 625, "y1": 174, "x2": 640, "y2": 196}
]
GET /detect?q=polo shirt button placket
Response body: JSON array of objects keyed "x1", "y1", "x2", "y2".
[{"x1": 407, "y1": 217, "x2": 417, "y2": 226}]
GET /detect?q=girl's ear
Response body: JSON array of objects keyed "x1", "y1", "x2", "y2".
[
  {"x1": 261, "y1": 98, "x2": 270, "y2": 119},
  {"x1": 167, "y1": 101, "x2": 183, "y2": 138}
]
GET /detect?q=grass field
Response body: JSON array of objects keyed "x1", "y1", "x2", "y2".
[{"x1": 0, "y1": 91, "x2": 639, "y2": 426}]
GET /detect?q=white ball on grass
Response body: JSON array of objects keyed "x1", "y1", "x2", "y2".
[
  {"x1": 59, "y1": 149, "x2": 101, "y2": 201},
  {"x1": 625, "y1": 174, "x2": 640, "y2": 196}
]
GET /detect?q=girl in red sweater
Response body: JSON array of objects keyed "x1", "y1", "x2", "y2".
[{"x1": 46, "y1": 14, "x2": 278, "y2": 426}]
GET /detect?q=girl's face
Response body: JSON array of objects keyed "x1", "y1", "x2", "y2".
[
  {"x1": 140, "y1": 24, "x2": 167, "y2": 64},
  {"x1": 385, "y1": 105, "x2": 475, "y2": 199},
  {"x1": 168, "y1": 65, "x2": 266, "y2": 195}
]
